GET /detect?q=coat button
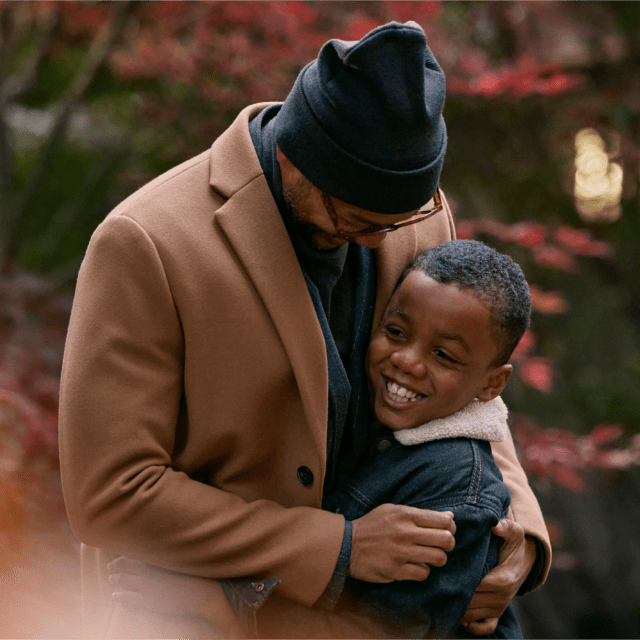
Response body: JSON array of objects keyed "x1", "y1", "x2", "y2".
[
  {"x1": 297, "y1": 466, "x2": 314, "y2": 485},
  {"x1": 377, "y1": 439, "x2": 392, "y2": 453},
  {"x1": 254, "y1": 582, "x2": 264, "y2": 593}
]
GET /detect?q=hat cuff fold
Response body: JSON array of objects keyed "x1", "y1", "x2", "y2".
[{"x1": 276, "y1": 71, "x2": 446, "y2": 215}]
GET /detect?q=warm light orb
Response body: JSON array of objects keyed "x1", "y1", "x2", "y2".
[{"x1": 574, "y1": 127, "x2": 622, "y2": 222}]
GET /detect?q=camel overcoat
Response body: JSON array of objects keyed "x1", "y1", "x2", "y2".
[{"x1": 59, "y1": 103, "x2": 551, "y2": 638}]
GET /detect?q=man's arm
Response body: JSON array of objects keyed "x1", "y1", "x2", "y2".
[
  {"x1": 58, "y1": 214, "x2": 345, "y2": 607},
  {"x1": 490, "y1": 428, "x2": 551, "y2": 587},
  {"x1": 108, "y1": 504, "x2": 456, "y2": 633},
  {"x1": 106, "y1": 506, "x2": 457, "y2": 639}
]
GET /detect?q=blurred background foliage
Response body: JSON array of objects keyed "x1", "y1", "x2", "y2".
[{"x1": 1, "y1": 2, "x2": 639, "y2": 637}]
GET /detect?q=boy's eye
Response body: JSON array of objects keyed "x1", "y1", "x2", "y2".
[
  {"x1": 384, "y1": 326, "x2": 405, "y2": 339},
  {"x1": 434, "y1": 349, "x2": 457, "y2": 364}
]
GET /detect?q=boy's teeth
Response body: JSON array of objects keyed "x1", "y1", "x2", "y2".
[{"x1": 386, "y1": 380, "x2": 422, "y2": 402}]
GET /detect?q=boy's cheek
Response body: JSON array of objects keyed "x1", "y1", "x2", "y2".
[{"x1": 367, "y1": 333, "x2": 389, "y2": 367}]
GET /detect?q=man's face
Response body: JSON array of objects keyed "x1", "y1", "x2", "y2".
[
  {"x1": 278, "y1": 148, "x2": 418, "y2": 251},
  {"x1": 367, "y1": 271, "x2": 507, "y2": 432}
]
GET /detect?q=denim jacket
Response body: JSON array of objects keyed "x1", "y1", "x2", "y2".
[{"x1": 322, "y1": 397, "x2": 523, "y2": 639}]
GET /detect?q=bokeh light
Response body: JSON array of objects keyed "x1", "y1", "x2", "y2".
[{"x1": 574, "y1": 127, "x2": 623, "y2": 223}]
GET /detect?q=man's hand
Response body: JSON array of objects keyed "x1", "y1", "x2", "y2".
[
  {"x1": 461, "y1": 519, "x2": 536, "y2": 635},
  {"x1": 349, "y1": 504, "x2": 456, "y2": 583}
]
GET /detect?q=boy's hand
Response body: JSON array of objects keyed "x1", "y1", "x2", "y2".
[
  {"x1": 349, "y1": 504, "x2": 456, "y2": 583},
  {"x1": 461, "y1": 518, "x2": 535, "y2": 635}
]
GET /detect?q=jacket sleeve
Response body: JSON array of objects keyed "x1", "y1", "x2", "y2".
[
  {"x1": 58, "y1": 214, "x2": 345, "y2": 607},
  {"x1": 491, "y1": 428, "x2": 552, "y2": 589},
  {"x1": 338, "y1": 503, "x2": 517, "y2": 639}
]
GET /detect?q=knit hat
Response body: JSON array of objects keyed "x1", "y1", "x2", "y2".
[{"x1": 275, "y1": 21, "x2": 447, "y2": 215}]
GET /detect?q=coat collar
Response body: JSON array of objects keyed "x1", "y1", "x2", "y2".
[
  {"x1": 208, "y1": 103, "x2": 278, "y2": 198},
  {"x1": 372, "y1": 224, "x2": 419, "y2": 332}
]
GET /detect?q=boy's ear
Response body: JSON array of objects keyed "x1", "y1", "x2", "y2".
[{"x1": 477, "y1": 364, "x2": 512, "y2": 402}]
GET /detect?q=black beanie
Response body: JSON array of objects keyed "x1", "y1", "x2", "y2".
[{"x1": 275, "y1": 21, "x2": 447, "y2": 215}]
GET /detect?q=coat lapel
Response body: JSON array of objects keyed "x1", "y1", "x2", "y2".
[
  {"x1": 209, "y1": 106, "x2": 328, "y2": 460},
  {"x1": 214, "y1": 184, "x2": 328, "y2": 451}
]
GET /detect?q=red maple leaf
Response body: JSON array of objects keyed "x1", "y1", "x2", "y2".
[{"x1": 519, "y1": 357, "x2": 554, "y2": 393}]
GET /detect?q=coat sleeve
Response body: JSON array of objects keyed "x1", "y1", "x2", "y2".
[
  {"x1": 491, "y1": 428, "x2": 552, "y2": 589},
  {"x1": 58, "y1": 214, "x2": 345, "y2": 607}
]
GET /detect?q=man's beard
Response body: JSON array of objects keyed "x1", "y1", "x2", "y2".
[{"x1": 282, "y1": 176, "x2": 336, "y2": 252}]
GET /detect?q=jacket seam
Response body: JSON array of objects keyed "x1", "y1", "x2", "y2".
[
  {"x1": 406, "y1": 492, "x2": 505, "y2": 518},
  {"x1": 230, "y1": 169, "x2": 268, "y2": 197},
  {"x1": 342, "y1": 485, "x2": 376, "y2": 510},
  {"x1": 226, "y1": 580, "x2": 261, "y2": 610},
  {"x1": 467, "y1": 440, "x2": 481, "y2": 504},
  {"x1": 116, "y1": 215, "x2": 184, "y2": 331}
]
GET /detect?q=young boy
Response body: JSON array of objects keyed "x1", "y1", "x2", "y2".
[
  {"x1": 319, "y1": 238, "x2": 528, "y2": 639},
  {"x1": 110, "y1": 239, "x2": 530, "y2": 639}
]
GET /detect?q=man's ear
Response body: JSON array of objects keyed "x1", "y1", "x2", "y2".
[
  {"x1": 276, "y1": 146, "x2": 296, "y2": 180},
  {"x1": 477, "y1": 364, "x2": 512, "y2": 402}
]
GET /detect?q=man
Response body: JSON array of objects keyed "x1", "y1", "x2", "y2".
[{"x1": 59, "y1": 21, "x2": 550, "y2": 638}]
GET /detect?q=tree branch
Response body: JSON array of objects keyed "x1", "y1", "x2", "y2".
[
  {"x1": 0, "y1": 9, "x2": 61, "y2": 243},
  {"x1": 1, "y1": 1, "x2": 133, "y2": 275},
  {"x1": 37, "y1": 145, "x2": 128, "y2": 272},
  {"x1": 0, "y1": 6, "x2": 13, "y2": 66},
  {"x1": 0, "y1": 9, "x2": 61, "y2": 107},
  {"x1": 0, "y1": 107, "x2": 13, "y2": 203}
]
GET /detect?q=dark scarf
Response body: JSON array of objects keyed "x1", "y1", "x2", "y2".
[{"x1": 249, "y1": 105, "x2": 376, "y2": 492}]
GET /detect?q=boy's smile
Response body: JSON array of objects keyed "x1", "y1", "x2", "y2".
[{"x1": 367, "y1": 270, "x2": 511, "y2": 432}]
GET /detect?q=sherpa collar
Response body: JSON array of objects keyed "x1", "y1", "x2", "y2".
[{"x1": 393, "y1": 396, "x2": 508, "y2": 446}]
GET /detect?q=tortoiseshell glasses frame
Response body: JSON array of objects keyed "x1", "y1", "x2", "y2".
[{"x1": 321, "y1": 187, "x2": 443, "y2": 241}]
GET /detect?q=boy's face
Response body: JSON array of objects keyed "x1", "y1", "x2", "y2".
[{"x1": 367, "y1": 270, "x2": 511, "y2": 432}]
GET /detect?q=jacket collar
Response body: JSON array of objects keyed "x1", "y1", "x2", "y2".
[
  {"x1": 209, "y1": 103, "x2": 277, "y2": 198},
  {"x1": 393, "y1": 396, "x2": 508, "y2": 446}
]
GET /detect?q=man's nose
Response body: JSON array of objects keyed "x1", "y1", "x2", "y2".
[
  {"x1": 390, "y1": 347, "x2": 426, "y2": 377},
  {"x1": 353, "y1": 232, "x2": 388, "y2": 249}
]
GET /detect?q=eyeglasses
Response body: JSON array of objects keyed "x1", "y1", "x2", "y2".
[{"x1": 321, "y1": 187, "x2": 443, "y2": 241}]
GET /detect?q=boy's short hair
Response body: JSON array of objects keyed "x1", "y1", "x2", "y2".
[{"x1": 397, "y1": 240, "x2": 531, "y2": 366}]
